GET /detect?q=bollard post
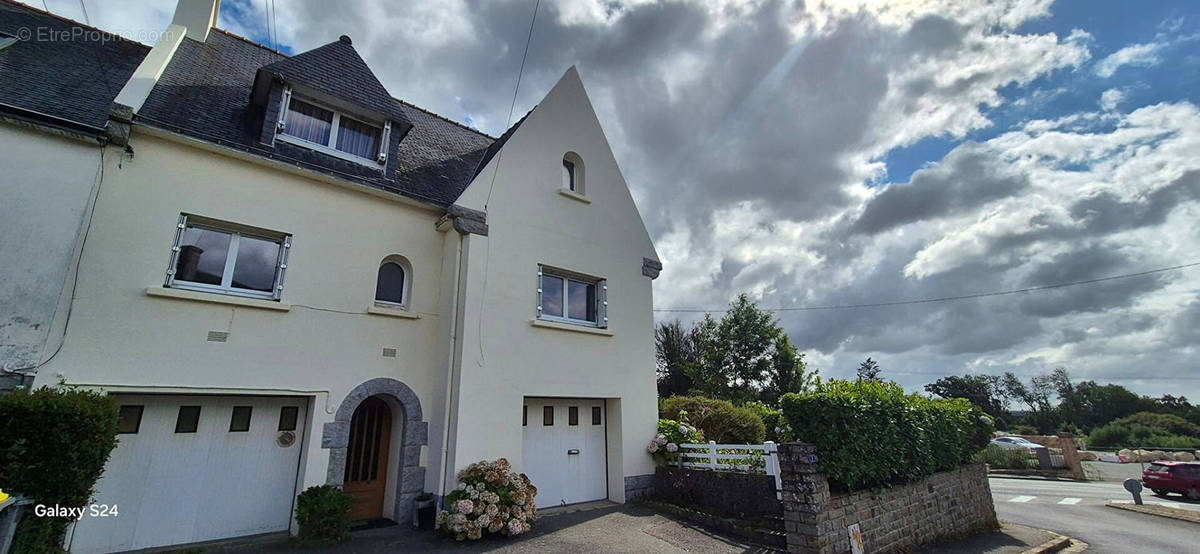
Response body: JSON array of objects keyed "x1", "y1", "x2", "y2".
[{"x1": 1123, "y1": 478, "x2": 1144, "y2": 505}]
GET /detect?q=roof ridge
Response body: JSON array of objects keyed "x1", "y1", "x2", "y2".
[
  {"x1": 211, "y1": 27, "x2": 287, "y2": 55},
  {"x1": 6, "y1": 0, "x2": 148, "y2": 48}
]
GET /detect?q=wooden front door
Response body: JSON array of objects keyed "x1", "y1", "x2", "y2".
[{"x1": 344, "y1": 397, "x2": 392, "y2": 521}]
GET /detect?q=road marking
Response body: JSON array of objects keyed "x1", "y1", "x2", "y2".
[
  {"x1": 1058, "y1": 497, "x2": 1081, "y2": 505},
  {"x1": 1008, "y1": 495, "x2": 1036, "y2": 503},
  {"x1": 1155, "y1": 501, "x2": 1182, "y2": 509}
]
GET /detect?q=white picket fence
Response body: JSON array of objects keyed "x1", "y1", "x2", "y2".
[{"x1": 677, "y1": 441, "x2": 782, "y2": 496}]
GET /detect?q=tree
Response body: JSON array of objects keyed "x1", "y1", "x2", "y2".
[
  {"x1": 856, "y1": 357, "x2": 882, "y2": 382},
  {"x1": 655, "y1": 320, "x2": 698, "y2": 397},
  {"x1": 761, "y1": 334, "x2": 817, "y2": 405},
  {"x1": 924, "y1": 374, "x2": 1009, "y2": 419},
  {"x1": 704, "y1": 294, "x2": 781, "y2": 403},
  {"x1": 1002, "y1": 371, "x2": 1061, "y2": 434}
]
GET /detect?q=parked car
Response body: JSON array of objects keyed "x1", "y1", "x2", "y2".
[
  {"x1": 989, "y1": 436, "x2": 1042, "y2": 451},
  {"x1": 1142, "y1": 461, "x2": 1200, "y2": 500}
]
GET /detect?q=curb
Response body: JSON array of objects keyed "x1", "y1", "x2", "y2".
[
  {"x1": 1106, "y1": 502, "x2": 1200, "y2": 524},
  {"x1": 988, "y1": 472, "x2": 1088, "y2": 483},
  {"x1": 1021, "y1": 530, "x2": 1086, "y2": 554}
]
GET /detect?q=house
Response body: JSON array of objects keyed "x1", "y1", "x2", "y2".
[{"x1": 1, "y1": 1, "x2": 661, "y2": 551}]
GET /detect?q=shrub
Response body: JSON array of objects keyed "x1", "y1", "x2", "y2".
[
  {"x1": 1010, "y1": 424, "x2": 1039, "y2": 436},
  {"x1": 647, "y1": 418, "x2": 703, "y2": 465},
  {"x1": 780, "y1": 379, "x2": 991, "y2": 491},
  {"x1": 1088, "y1": 422, "x2": 1200, "y2": 449},
  {"x1": 745, "y1": 401, "x2": 794, "y2": 443},
  {"x1": 0, "y1": 387, "x2": 119, "y2": 552},
  {"x1": 660, "y1": 396, "x2": 765, "y2": 444},
  {"x1": 1112, "y1": 412, "x2": 1200, "y2": 437},
  {"x1": 295, "y1": 485, "x2": 353, "y2": 543},
  {"x1": 436, "y1": 458, "x2": 538, "y2": 540},
  {"x1": 975, "y1": 445, "x2": 1032, "y2": 470}
]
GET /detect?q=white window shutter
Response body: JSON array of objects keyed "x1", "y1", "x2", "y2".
[
  {"x1": 164, "y1": 214, "x2": 189, "y2": 286},
  {"x1": 536, "y1": 266, "x2": 544, "y2": 318},
  {"x1": 272, "y1": 236, "x2": 292, "y2": 300},
  {"x1": 378, "y1": 120, "x2": 392, "y2": 164},
  {"x1": 597, "y1": 278, "x2": 608, "y2": 328},
  {"x1": 276, "y1": 85, "x2": 292, "y2": 133}
]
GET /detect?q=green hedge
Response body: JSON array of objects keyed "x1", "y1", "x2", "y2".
[
  {"x1": 780, "y1": 380, "x2": 991, "y2": 491},
  {"x1": 295, "y1": 485, "x2": 353, "y2": 543},
  {"x1": 660, "y1": 396, "x2": 765, "y2": 444},
  {"x1": 0, "y1": 387, "x2": 120, "y2": 552}
]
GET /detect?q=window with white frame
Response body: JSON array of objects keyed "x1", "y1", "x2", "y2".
[
  {"x1": 165, "y1": 215, "x2": 291, "y2": 300},
  {"x1": 277, "y1": 91, "x2": 391, "y2": 166},
  {"x1": 537, "y1": 265, "x2": 606, "y2": 327},
  {"x1": 562, "y1": 152, "x2": 584, "y2": 193},
  {"x1": 374, "y1": 255, "x2": 412, "y2": 309}
]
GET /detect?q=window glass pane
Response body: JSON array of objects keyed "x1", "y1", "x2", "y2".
[
  {"x1": 522, "y1": 405, "x2": 527, "y2": 426},
  {"x1": 541, "y1": 274, "x2": 564, "y2": 317},
  {"x1": 376, "y1": 262, "x2": 405, "y2": 304},
  {"x1": 231, "y1": 234, "x2": 281, "y2": 292},
  {"x1": 175, "y1": 406, "x2": 201, "y2": 433},
  {"x1": 568, "y1": 280, "x2": 596, "y2": 321},
  {"x1": 279, "y1": 406, "x2": 299, "y2": 431},
  {"x1": 285, "y1": 99, "x2": 333, "y2": 144},
  {"x1": 563, "y1": 160, "x2": 575, "y2": 191},
  {"x1": 569, "y1": 406, "x2": 579, "y2": 426},
  {"x1": 543, "y1": 406, "x2": 554, "y2": 426},
  {"x1": 118, "y1": 405, "x2": 143, "y2": 434},
  {"x1": 229, "y1": 406, "x2": 252, "y2": 432},
  {"x1": 336, "y1": 116, "x2": 381, "y2": 159},
  {"x1": 592, "y1": 406, "x2": 602, "y2": 425},
  {"x1": 176, "y1": 226, "x2": 231, "y2": 285}
]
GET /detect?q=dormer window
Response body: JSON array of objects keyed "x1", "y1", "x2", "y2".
[{"x1": 278, "y1": 93, "x2": 388, "y2": 167}]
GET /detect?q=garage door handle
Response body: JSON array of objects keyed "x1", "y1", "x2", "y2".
[{"x1": 567, "y1": 449, "x2": 580, "y2": 455}]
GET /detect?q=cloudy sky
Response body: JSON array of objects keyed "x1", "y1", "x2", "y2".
[{"x1": 48, "y1": 0, "x2": 1200, "y2": 397}]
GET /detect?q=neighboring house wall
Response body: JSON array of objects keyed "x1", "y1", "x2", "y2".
[
  {"x1": 450, "y1": 68, "x2": 660, "y2": 501},
  {"x1": 31, "y1": 130, "x2": 454, "y2": 498},
  {"x1": 0, "y1": 124, "x2": 102, "y2": 389}
]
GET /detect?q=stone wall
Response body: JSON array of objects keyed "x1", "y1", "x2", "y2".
[
  {"x1": 778, "y1": 443, "x2": 998, "y2": 553},
  {"x1": 653, "y1": 466, "x2": 782, "y2": 519},
  {"x1": 625, "y1": 474, "x2": 655, "y2": 501}
]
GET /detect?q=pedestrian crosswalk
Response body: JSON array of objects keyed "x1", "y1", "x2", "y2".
[{"x1": 1001, "y1": 494, "x2": 1186, "y2": 509}]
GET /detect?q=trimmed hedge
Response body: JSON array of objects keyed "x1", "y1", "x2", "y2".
[
  {"x1": 780, "y1": 380, "x2": 991, "y2": 491},
  {"x1": 295, "y1": 485, "x2": 353, "y2": 543},
  {"x1": 660, "y1": 396, "x2": 765, "y2": 444},
  {"x1": 0, "y1": 387, "x2": 120, "y2": 552}
]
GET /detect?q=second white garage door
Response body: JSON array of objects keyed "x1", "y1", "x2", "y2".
[
  {"x1": 521, "y1": 397, "x2": 607, "y2": 507},
  {"x1": 69, "y1": 395, "x2": 307, "y2": 553}
]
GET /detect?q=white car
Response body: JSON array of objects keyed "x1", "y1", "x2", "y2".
[{"x1": 990, "y1": 436, "x2": 1042, "y2": 450}]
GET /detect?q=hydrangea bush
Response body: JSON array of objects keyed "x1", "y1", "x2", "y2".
[
  {"x1": 435, "y1": 458, "x2": 538, "y2": 540},
  {"x1": 647, "y1": 412, "x2": 704, "y2": 465}
]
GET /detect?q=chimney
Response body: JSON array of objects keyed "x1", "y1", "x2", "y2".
[{"x1": 171, "y1": 0, "x2": 221, "y2": 42}]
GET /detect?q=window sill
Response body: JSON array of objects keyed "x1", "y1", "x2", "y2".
[
  {"x1": 145, "y1": 287, "x2": 291, "y2": 312},
  {"x1": 558, "y1": 189, "x2": 592, "y2": 204},
  {"x1": 367, "y1": 305, "x2": 421, "y2": 319},
  {"x1": 530, "y1": 318, "x2": 613, "y2": 336},
  {"x1": 276, "y1": 134, "x2": 385, "y2": 170}
]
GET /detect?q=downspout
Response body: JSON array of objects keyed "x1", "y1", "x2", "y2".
[{"x1": 436, "y1": 229, "x2": 465, "y2": 508}]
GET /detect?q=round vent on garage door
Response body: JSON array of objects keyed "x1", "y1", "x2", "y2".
[{"x1": 277, "y1": 430, "x2": 297, "y2": 447}]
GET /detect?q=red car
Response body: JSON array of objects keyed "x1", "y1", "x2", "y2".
[{"x1": 1142, "y1": 461, "x2": 1200, "y2": 500}]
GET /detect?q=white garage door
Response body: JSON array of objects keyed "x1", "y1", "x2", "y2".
[
  {"x1": 70, "y1": 395, "x2": 307, "y2": 553},
  {"x1": 521, "y1": 397, "x2": 607, "y2": 507}
]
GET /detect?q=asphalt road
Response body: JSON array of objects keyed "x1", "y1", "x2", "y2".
[{"x1": 990, "y1": 477, "x2": 1200, "y2": 553}]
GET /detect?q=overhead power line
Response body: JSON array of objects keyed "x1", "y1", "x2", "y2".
[{"x1": 654, "y1": 261, "x2": 1200, "y2": 313}]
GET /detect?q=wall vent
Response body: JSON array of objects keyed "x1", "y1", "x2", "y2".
[
  {"x1": 382, "y1": 348, "x2": 397, "y2": 358},
  {"x1": 206, "y1": 331, "x2": 229, "y2": 343}
]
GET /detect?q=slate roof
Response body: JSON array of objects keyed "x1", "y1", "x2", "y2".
[
  {"x1": 0, "y1": 1, "x2": 148, "y2": 133},
  {"x1": 256, "y1": 36, "x2": 410, "y2": 126},
  {"x1": 137, "y1": 29, "x2": 495, "y2": 207}
]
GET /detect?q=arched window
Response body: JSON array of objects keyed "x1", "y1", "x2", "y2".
[
  {"x1": 562, "y1": 152, "x2": 584, "y2": 194},
  {"x1": 375, "y1": 257, "x2": 411, "y2": 308}
]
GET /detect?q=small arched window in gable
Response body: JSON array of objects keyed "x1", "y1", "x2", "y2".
[
  {"x1": 375, "y1": 256, "x2": 411, "y2": 308},
  {"x1": 562, "y1": 152, "x2": 584, "y2": 194}
]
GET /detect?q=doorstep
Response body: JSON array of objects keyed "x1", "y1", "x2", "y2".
[{"x1": 538, "y1": 499, "x2": 618, "y2": 517}]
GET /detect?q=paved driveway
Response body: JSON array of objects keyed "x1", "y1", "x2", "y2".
[{"x1": 222, "y1": 505, "x2": 771, "y2": 553}]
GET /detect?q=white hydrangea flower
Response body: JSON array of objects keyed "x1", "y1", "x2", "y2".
[
  {"x1": 666, "y1": 443, "x2": 678, "y2": 452},
  {"x1": 647, "y1": 441, "x2": 659, "y2": 453}
]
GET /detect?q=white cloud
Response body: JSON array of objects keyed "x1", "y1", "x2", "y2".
[
  {"x1": 1100, "y1": 88, "x2": 1125, "y2": 111},
  {"x1": 1094, "y1": 42, "x2": 1163, "y2": 77}
]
